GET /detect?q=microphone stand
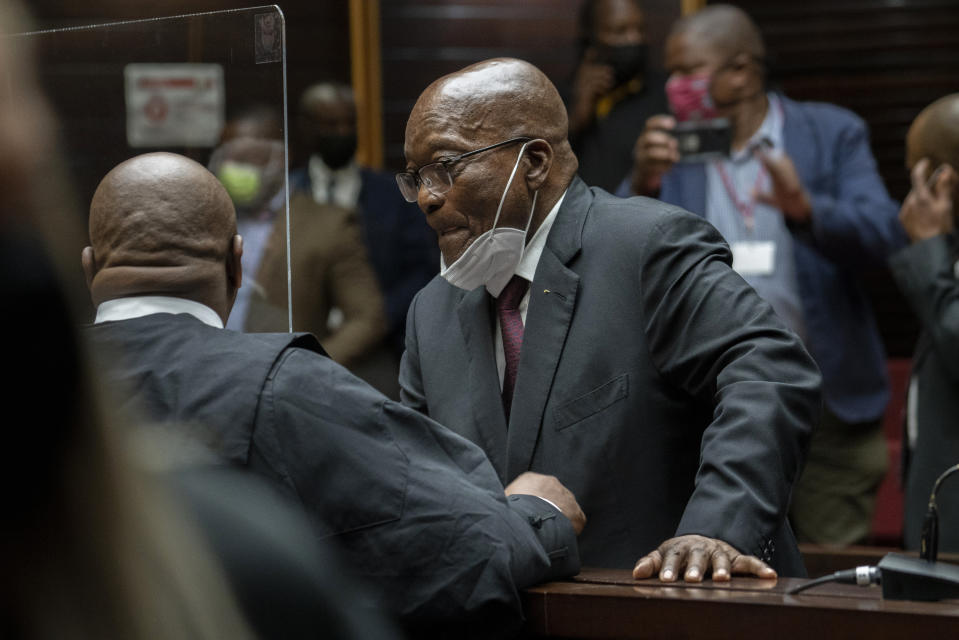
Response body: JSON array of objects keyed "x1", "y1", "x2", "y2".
[
  {"x1": 920, "y1": 462, "x2": 959, "y2": 561},
  {"x1": 789, "y1": 462, "x2": 959, "y2": 601}
]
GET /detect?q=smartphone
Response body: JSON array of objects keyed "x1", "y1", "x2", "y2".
[{"x1": 673, "y1": 118, "x2": 732, "y2": 163}]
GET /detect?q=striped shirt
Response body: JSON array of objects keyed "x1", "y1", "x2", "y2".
[{"x1": 704, "y1": 93, "x2": 806, "y2": 341}]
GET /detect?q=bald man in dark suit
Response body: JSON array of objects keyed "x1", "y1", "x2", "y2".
[
  {"x1": 82, "y1": 152, "x2": 583, "y2": 638},
  {"x1": 398, "y1": 57, "x2": 821, "y2": 580}
]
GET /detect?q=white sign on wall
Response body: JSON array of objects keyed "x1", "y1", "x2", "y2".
[{"x1": 124, "y1": 63, "x2": 224, "y2": 148}]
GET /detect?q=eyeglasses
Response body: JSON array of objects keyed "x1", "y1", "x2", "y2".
[{"x1": 395, "y1": 136, "x2": 531, "y2": 203}]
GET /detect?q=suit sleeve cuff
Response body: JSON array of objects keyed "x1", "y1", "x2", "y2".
[{"x1": 507, "y1": 494, "x2": 580, "y2": 581}]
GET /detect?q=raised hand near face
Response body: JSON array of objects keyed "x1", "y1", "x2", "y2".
[{"x1": 898, "y1": 157, "x2": 958, "y2": 243}]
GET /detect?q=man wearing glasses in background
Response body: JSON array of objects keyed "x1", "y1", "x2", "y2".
[{"x1": 396, "y1": 57, "x2": 821, "y2": 582}]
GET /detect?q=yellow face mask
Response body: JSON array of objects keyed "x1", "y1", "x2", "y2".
[{"x1": 217, "y1": 161, "x2": 263, "y2": 206}]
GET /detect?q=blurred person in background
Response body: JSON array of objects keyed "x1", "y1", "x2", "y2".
[
  {"x1": 1, "y1": 4, "x2": 399, "y2": 639},
  {"x1": 293, "y1": 82, "x2": 438, "y2": 395},
  {"x1": 889, "y1": 94, "x2": 959, "y2": 553},
  {"x1": 622, "y1": 4, "x2": 908, "y2": 546},
  {"x1": 567, "y1": 0, "x2": 667, "y2": 192},
  {"x1": 208, "y1": 105, "x2": 287, "y2": 332},
  {"x1": 213, "y1": 103, "x2": 389, "y2": 381},
  {"x1": 0, "y1": 5, "x2": 242, "y2": 638}
]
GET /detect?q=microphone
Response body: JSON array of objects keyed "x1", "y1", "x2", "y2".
[
  {"x1": 920, "y1": 462, "x2": 959, "y2": 562},
  {"x1": 789, "y1": 463, "x2": 959, "y2": 600}
]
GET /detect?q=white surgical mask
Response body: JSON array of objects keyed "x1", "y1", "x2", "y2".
[{"x1": 440, "y1": 142, "x2": 538, "y2": 297}]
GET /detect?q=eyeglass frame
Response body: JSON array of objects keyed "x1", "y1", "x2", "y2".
[{"x1": 395, "y1": 136, "x2": 532, "y2": 203}]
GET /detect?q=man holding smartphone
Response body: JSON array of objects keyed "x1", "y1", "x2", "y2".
[
  {"x1": 620, "y1": 4, "x2": 908, "y2": 546},
  {"x1": 568, "y1": 0, "x2": 667, "y2": 192}
]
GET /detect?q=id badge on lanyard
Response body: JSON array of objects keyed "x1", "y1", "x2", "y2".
[
  {"x1": 731, "y1": 240, "x2": 775, "y2": 275},
  {"x1": 716, "y1": 150, "x2": 776, "y2": 277}
]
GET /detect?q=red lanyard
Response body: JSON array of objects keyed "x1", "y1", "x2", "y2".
[
  {"x1": 715, "y1": 160, "x2": 767, "y2": 233},
  {"x1": 714, "y1": 96, "x2": 783, "y2": 233}
]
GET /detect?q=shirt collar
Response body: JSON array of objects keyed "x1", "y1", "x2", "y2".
[
  {"x1": 515, "y1": 189, "x2": 567, "y2": 282},
  {"x1": 729, "y1": 92, "x2": 784, "y2": 164},
  {"x1": 309, "y1": 153, "x2": 362, "y2": 209},
  {"x1": 95, "y1": 295, "x2": 224, "y2": 328}
]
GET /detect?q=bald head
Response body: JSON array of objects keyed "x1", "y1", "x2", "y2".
[
  {"x1": 84, "y1": 152, "x2": 241, "y2": 318},
  {"x1": 671, "y1": 4, "x2": 765, "y2": 62},
  {"x1": 406, "y1": 58, "x2": 577, "y2": 179},
  {"x1": 907, "y1": 94, "x2": 959, "y2": 173},
  {"x1": 300, "y1": 82, "x2": 354, "y2": 116}
]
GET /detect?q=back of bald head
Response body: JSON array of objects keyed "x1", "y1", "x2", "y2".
[
  {"x1": 409, "y1": 58, "x2": 576, "y2": 172},
  {"x1": 671, "y1": 4, "x2": 765, "y2": 61},
  {"x1": 87, "y1": 152, "x2": 237, "y2": 305},
  {"x1": 908, "y1": 94, "x2": 959, "y2": 173}
]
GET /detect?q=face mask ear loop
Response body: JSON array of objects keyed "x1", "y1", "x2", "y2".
[
  {"x1": 524, "y1": 191, "x2": 538, "y2": 235},
  {"x1": 489, "y1": 141, "x2": 531, "y2": 239}
]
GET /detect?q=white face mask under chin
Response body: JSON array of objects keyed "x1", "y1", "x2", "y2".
[{"x1": 439, "y1": 143, "x2": 538, "y2": 297}]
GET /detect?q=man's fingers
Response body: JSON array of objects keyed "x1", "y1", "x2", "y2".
[
  {"x1": 635, "y1": 536, "x2": 774, "y2": 583},
  {"x1": 633, "y1": 550, "x2": 662, "y2": 579},
  {"x1": 660, "y1": 546, "x2": 684, "y2": 582},
  {"x1": 637, "y1": 133, "x2": 679, "y2": 171},
  {"x1": 730, "y1": 553, "x2": 777, "y2": 579},
  {"x1": 568, "y1": 504, "x2": 587, "y2": 535},
  {"x1": 911, "y1": 158, "x2": 931, "y2": 195},
  {"x1": 640, "y1": 131, "x2": 679, "y2": 150},
  {"x1": 645, "y1": 114, "x2": 677, "y2": 132},
  {"x1": 934, "y1": 163, "x2": 958, "y2": 198},
  {"x1": 758, "y1": 148, "x2": 785, "y2": 179},
  {"x1": 900, "y1": 188, "x2": 918, "y2": 216},
  {"x1": 759, "y1": 150, "x2": 801, "y2": 190},
  {"x1": 644, "y1": 147, "x2": 680, "y2": 165},
  {"x1": 711, "y1": 549, "x2": 732, "y2": 582},
  {"x1": 684, "y1": 546, "x2": 708, "y2": 582},
  {"x1": 754, "y1": 190, "x2": 778, "y2": 207}
]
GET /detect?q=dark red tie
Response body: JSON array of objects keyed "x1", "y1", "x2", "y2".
[{"x1": 497, "y1": 275, "x2": 529, "y2": 420}]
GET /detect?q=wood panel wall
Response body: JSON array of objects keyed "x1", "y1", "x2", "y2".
[
  {"x1": 379, "y1": 0, "x2": 681, "y2": 171},
  {"x1": 23, "y1": 0, "x2": 351, "y2": 190},
  {"x1": 25, "y1": 0, "x2": 956, "y2": 355},
  {"x1": 26, "y1": 1, "x2": 351, "y2": 107},
  {"x1": 723, "y1": 0, "x2": 959, "y2": 356}
]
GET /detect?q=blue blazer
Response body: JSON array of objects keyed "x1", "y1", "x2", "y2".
[{"x1": 657, "y1": 96, "x2": 907, "y2": 423}]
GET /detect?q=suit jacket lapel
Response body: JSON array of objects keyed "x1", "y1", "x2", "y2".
[
  {"x1": 780, "y1": 95, "x2": 819, "y2": 191},
  {"x1": 505, "y1": 178, "x2": 586, "y2": 480},
  {"x1": 456, "y1": 286, "x2": 510, "y2": 480},
  {"x1": 666, "y1": 162, "x2": 707, "y2": 217}
]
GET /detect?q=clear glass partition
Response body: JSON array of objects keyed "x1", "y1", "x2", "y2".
[{"x1": 15, "y1": 6, "x2": 291, "y2": 332}]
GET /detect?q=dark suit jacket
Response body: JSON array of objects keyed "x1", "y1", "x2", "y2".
[
  {"x1": 889, "y1": 234, "x2": 959, "y2": 553},
  {"x1": 167, "y1": 462, "x2": 400, "y2": 640},
  {"x1": 87, "y1": 313, "x2": 579, "y2": 638},
  {"x1": 400, "y1": 177, "x2": 821, "y2": 575}
]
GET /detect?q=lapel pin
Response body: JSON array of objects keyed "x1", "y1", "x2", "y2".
[{"x1": 543, "y1": 289, "x2": 567, "y2": 301}]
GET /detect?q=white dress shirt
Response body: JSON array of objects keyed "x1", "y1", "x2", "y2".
[
  {"x1": 494, "y1": 190, "x2": 567, "y2": 388},
  {"x1": 309, "y1": 154, "x2": 363, "y2": 210},
  {"x1": 95, "y1": 296, "x2": 224, "y2": 328}
]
